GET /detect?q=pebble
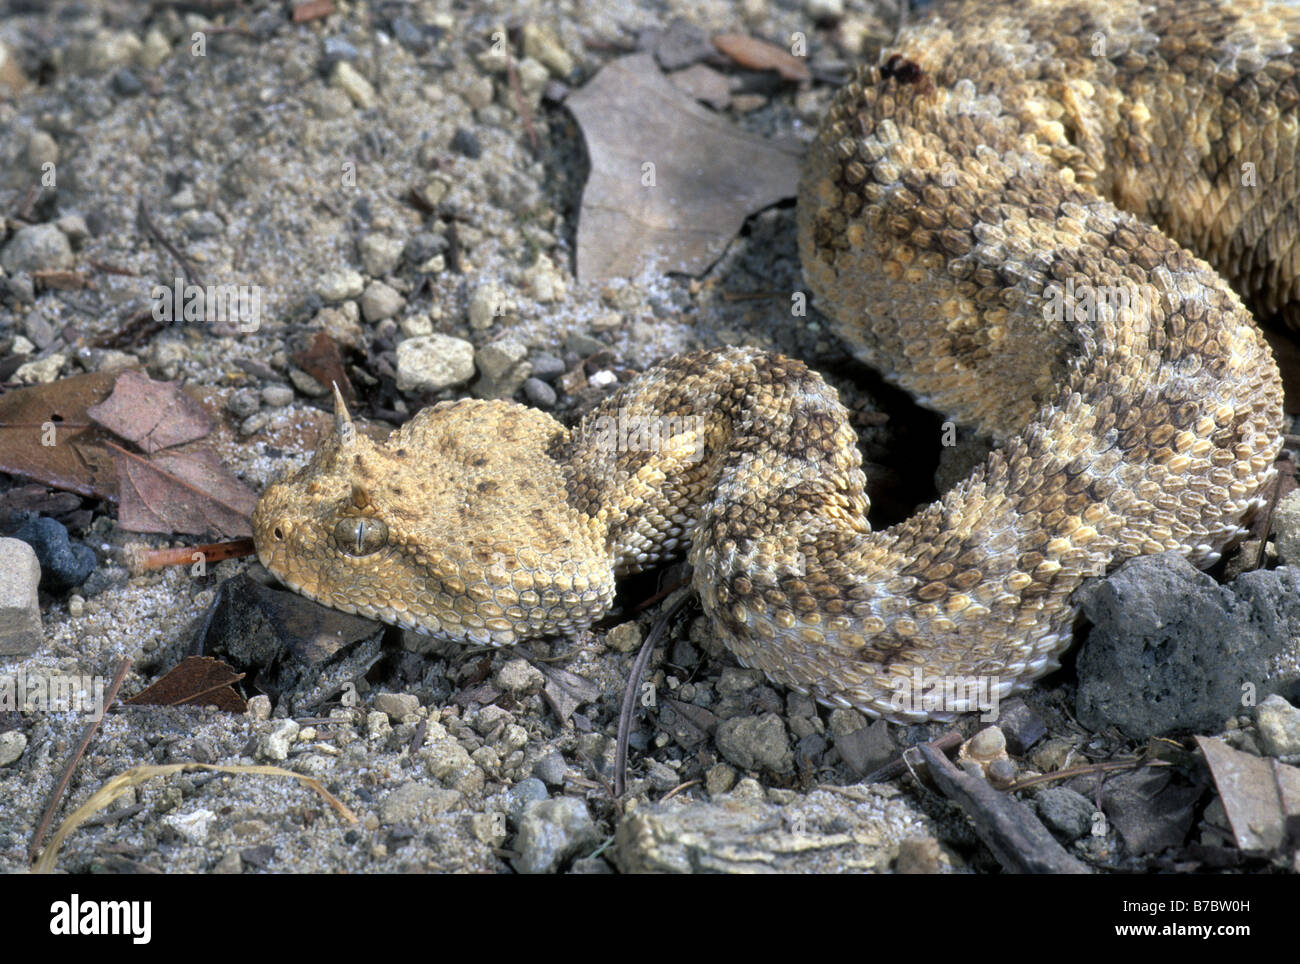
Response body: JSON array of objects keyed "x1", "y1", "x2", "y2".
[
  {"x1": 67, "y1": 594, "x2": 84, "y2": 617},
  {"x1": 395, "y1": 333, "x2": 476, "y2": 392},
  {"x1": 494, "y1": 658, "x2": 545, "y2": 696},
  {"x1": 258, "y1": 719, "x2": 300, "y2": 761},
  {"x1": 468, "y1": 282, "x2": 509, "y2": 329},
  {"x1": 55, "y1": 214, "x2": 90, "y2": 245},
  {"x1": 564, "y1": 331, "x2": 608, "y2": 357},
  {"x1": 523, "y1": 377, "x2": 556, "y2": 408},
  {"x1": 524, "y1": 253, "x2": 565, "y2": 303},
  {"x1": 163, "y1": 809, "x2": 217, "y2": 844},
  {"x1": 505, "y1": 778, "x2": 549, "y2": 824},
  {"x1": 226, "y1": 389, "x2": 261, "y2": 418},
  {"x1": 450, "y1": 126, "x2": 483, "y2": 159},
  {"x1": 360, "y1": 280, "x2": 405, "y2": 322},
  {"x1": 404, "y1": 232, "x2": 447, "y2": 266},
  {"x1": 705, "y1": 763, "x2": 736, "y2": 796},
  {"x1": 512, "y1": 797, "x2": 599, "y2": 874},
  {"x1": 529, "y1": 353, "x2": 567, "y2": 382},
  {"x1": 716, "y1": 713, "x2": 794, "y2": 775},
  {"x1": 318, "y1": 269, "x2": 365, "y2": 303},
  {"x1": 522, "y1": 23, "x2": 575, "y2": 78},
  {"x1": 331, "y1": 61, "x2": 376, "y2": 109},
  {"x1": 111, "y1": 68, "x2": 143, "y2": 96},
  {"x1": 379, "y1": 781, "x2": 461, "y2": 825},
  {"x1": 367, "y1": 711, "x2": 392, "y2": 740},
  {"x1": 1256, "y1": 694, "x2": 1300, "y2": 757},
  {"x1": 13, "y1": 353, "x2": 66, "y2": 384},
  {"x1": 1034, "y1": 787, "x2": 1096, "y2": 841},
  {"x1": 140, "y1": 28, "x2": 171, "y2": 70},
  {"x1": 806, "y1": 0, "x2": 845, "y2": 21},
  {"x1": 22, "y1": 311, "x2": 56, "y2": 350},
  {"x1": 532, "y1": 750, "x2": 569, "y2": 787},
  {"x1": 1, "y1": 223, "x2": 74, "y2": 274},
  {"x1": 374, "y1": 692, "x2": 420, "y2": 719},
  {"x1": 25, "y1": 130, "x2": 58, "y2": 170},
  {"x1": 399, "y1": 314, "x2": 433, "y2": 337},
  {"x1": 895, "y1": 836, "x2": 945, "y2": 874},
  {"x1": 246, "y1": 694, "x2": 272, "y2": 721},
  {"x1": 288, "y1": 367, "x2": 329, "y2": 396},
  {"x1": 260, "y1": 384, "x2": 294, "y2": 407},
  {"x1": 359, "y1": 233, "x2": 404, "y2": 277},
  {"x1": 313, "y1": 302, "x2": 364, "y2": 351},
  {"x1": 473, "y1": 339, "x2": 531, "y2": 399},
  {"x1": 13, "y1": 516, "x2": 96, "y2": 592},
  {"x1": 0, "y1": 731, "x2": 28, "y2": 767}
]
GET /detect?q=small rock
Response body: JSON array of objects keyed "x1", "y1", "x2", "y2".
[
  {"x1": 400, "y1": 314, "x2": 434, "y2": 337},
  {"x1": 288, "y1": 367, "x2": 329, "y2": 396},
  {"x1": 261, "y1": 385, "x2": 294, "y2": 408},
  {"x1": 450, "y1": 127, "x2": 482, "y2": 159},
  {"x1": 505, "y1": 777, "x2": 549, "y2": 824},
  {"x1": 395, "y1": 333, "x2": 476, "y2": 392},
  {"x1": 832, "y1": 718, "x2": 895, "y2": 777},
  {"x1": 226, "y1": 389, "x2": 261, "y2": 418},
  {"x1": 565, "y1": 331, "x2": 608, "y2": 357},
  {"x1": 716, "y1": 713, "x2": 794, "y2": 775},
  {"x1": 164, "y1": 809, "x2": 217, "y2": 843},
  {"x1": 1256, "y1": 694, "x2": 1300, "y2": 757},
  {"x1": 1034, "y1": 787, "x2": 1097, "y2": 841},
  {"x1": 25, "y1": 130, "x2": 58, "y2": 170},
  {"x1": 468, "y1": 282, "x2": 509, "y2": 329},
  {"x1": 359, "y1": 233, "x2": 405, "y2": 277},
  {"x1": 495, "y1": 658, "x2": 544, "y2": 696},
  {"x1": 1272, "y1": 490, "x2": 1300, "y2": 566},
  {"x1": 258, "y1": 719, "x2": 300, "y2": 761},
  {"x1": 1, "y1": 223, "x2": 74, "y2": 274},
  {"x1": 13, "y1": 354, "x2": 66, "y2": 384},
  {"x1": 532, "y1": 750, "x2": 569, "y2": 787},
  {"x1": 367, "y1": 711, "x2": 392, "y2": 740},
  {"x1": 606, "y1": 621, "x2": 642, "y2": 653},
  {"x1": 404, "y1": 232, "x2": 447, "y2": 266},
  {"x1": 212, "y1": 851, "x2": 243, "y2": 874},
  {"x1": 512, "y1": 797, "x2": 599, "y2": 874},
  {"x1": 705, "y1": 763, "x2": 736, "y2": 796},
  {"x1": 360, "y1": 280, "x2": 405, "y2": 322},
  {"x1": 55, "y1": 214, "x2": 90, "y2": 246},
  {"x1": 0, "y1": 731, "x2": 27, "y2": 767},
  {"x1": 318, "y1": 269, "x2": 365, "y2": 303},
  {"x1": 13, "y1": 516, "x2": 96, "y2": 592},
  {"x1": 313, "y1": 302, "x2": 364, "y2": 351},
  {"x1": 473, "y1": 339, "x2": 531, "y2": 399},
  {"x1": 111, "y1": 67, "x2": 143, "y2": 96},
  {"x1": 522, "y1": 23, "x2": 575, "y2": 78},
  {"x1": 422, "y1": 738, "x2": 474, "y2": 781},
  {"x1": 523, "y1": 377, "x2": 557, "y2": 408},
  {"x1": 524, "y1": 253, "x2": 565, "y2": 303},
  {"x1": 380, "y1": 781, "x2": 461, "y2": 825},
  {"x1": 246, "y1": 694, "x2": 272, "y2": 721},
  {"x1": 995, "y1": 698, "x2": 1047, "y2": 755},
  {"x1": 374, "y1": 692, "x2": 420, "y2": 719},
  {"x1": 331, "y1": 61, "x2": 376, "y2": 109},
  {"x1": 530, "y1": 353, "x2": 567, "y2": 382}
]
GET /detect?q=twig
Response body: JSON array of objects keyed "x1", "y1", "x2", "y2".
[
  {"x1": 860, "y1": 729, "x2": 962, "y2": 783},
  {"x1": 998, "y1": 756, "x2": 1173, "y2": 794},
  {"x1": 614, "y1": 591, "x2": 692, "y2": 797},
  {"x1": 29, "y1": 657, "x2": 133, "y2": 861},
  {"x1": 125, "y1": 538, "x2": 256, "y2": 574},
  {"x1": 137, "y1": 196, "x2": 204, "y2": 288}
]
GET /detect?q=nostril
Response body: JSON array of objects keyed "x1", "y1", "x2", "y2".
[{"x1": 273, "y1": 526, "x2": 284, "y2": 541}]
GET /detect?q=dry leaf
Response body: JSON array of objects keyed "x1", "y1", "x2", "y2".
[
  {"x1": 125, "y1": 655, "x2": 247, "y2": 712},
  {"x1": 0, "y1": 370, "x2": 121, "y2": 498},
  {"x1": 711, "y1": 34, "x2": 811, "y2": 82},
  {"x1": 567, "y1": 53, "x2": 802, "y2": 282},
  {"x1": 110, "y1": 442, "x2": 258, "y2": 539},
  {"x1": 292, "y1": 330, "x2": 354, "y2": 407},
  {"x1": 1196, "y1": 735, "x2": 1300, "y2": 854},
  {"x1": 87, "y1": 369, "x2": 214, "y2": 453}
]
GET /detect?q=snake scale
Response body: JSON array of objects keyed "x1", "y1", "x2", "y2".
[{"x1": 254, "y1": 0, "x2": 1292, "y2": 721}]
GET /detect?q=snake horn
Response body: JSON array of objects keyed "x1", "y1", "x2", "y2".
[{"x1": 332, "y1": 382, "x2": 355, "y2": 446}]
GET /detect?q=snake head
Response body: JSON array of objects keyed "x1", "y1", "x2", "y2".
[{"x1": 252, "y1": 393, "x2": 615, "y2": 647}]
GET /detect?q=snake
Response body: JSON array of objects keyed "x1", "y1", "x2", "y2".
[{"x1": 253, "y1": 0, "x2": 1291, "y2": 721}]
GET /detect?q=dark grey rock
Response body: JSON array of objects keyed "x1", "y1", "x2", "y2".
[
  {"x1": 530, "y1": 353, "x2": 567, "y2": 382},
  {"x1": 1075, "y1": 554, "x2": 1300, "y2": 738},
  {"x1": 531, "y1": 750, "x2": 568, "y2": 787},
  {"x1": 110, "y1": 68, "x2": 142, "y2": 96},
  {"x1": 450, "y1": 127, "x2": 482, "y2": 159},
  {"x1": 832, "y1": 717, "x2": 895, "y2": 777},
  {"x1": 404, "y1": 232, "x2": 447, "y2": 265},
  {"x1": 995, "y1": 698, "x2": 1047, "y2": 756},
  {"x1": 522, "y1": 377, "x2": 556, "y2": 408},
  {"x1": 13, "y1": 516, "x2": 95, "y2": 592},
  {"x1": 1034, "y1": 787, "x2": 1095, "y2": 841}
]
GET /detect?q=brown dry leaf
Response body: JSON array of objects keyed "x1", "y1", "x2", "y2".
[
  {"x1": 292, "y1": 331, "x2": 354, "y2": 407},
  {"x1": 0, "y1": 370, "x2": 120, "y2": 498},
  {"x1": 125, "y1": 655, "x2": 247, "y2": 712},
  {"x1": 711, "y1": 34, "x2": 811, "y2": 82},
  {"x1": 1196, "y1": 735, "x2": 1300, "y2": 854},
  {"x1": 87, "y1": 369, "x2": 214, "y2": 454},
  {"x1": 567, "y1": 53, "x2": 803, "y2": 282},
  {"x1": 539, "y1": 663, "x2": 602, "y2": 723},
  {"x1": 109, "y1": 441, "x2": 258, "y2": 539}
]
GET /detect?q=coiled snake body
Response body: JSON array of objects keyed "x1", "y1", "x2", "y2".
[{"x1": 255, "y1": 0, "x2": 1291, "y2": 721}]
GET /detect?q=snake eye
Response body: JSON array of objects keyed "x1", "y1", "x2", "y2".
[{"x1": 334, "y1": 517, "x2": 388, "y2": 556}]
